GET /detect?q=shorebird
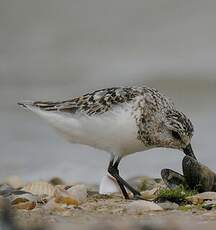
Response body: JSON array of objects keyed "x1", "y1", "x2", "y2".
[{"x1": 18, "y1": 86, "x2": 196, "y2": 199}]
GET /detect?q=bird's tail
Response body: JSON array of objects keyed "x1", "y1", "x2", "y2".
[
  {"x1": 17, "y1": 100, "x2": 35, "y2": 110},
  {"x1": 18, "y1": 100, "x2": 60, "y2": 112},
  {"x1": 18, "y1": 100, "x2": 59, "y2": 124}
]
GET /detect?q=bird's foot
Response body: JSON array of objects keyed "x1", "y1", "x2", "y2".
[{"x1": 131, "y1": 193, "x2": 144, "y2": 200}]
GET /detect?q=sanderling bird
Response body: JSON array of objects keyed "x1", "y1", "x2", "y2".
[{"x1": 18, "y1": 86, "x2": 196, "y2": 199}]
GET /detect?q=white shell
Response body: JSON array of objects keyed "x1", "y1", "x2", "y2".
[
  {"x1": 99, "y1": 173, "x2": 121, "y2": 194},
  {"x1": 22, "y1": 181, "x2": 55, "y2": 197},
  {"x1": 54, "y1": 184, "x2": 87, "y2": 205}
]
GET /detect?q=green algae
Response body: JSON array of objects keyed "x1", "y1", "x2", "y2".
[{"x1": 156, "y1": 185, "x2": 197, "y2": 204}]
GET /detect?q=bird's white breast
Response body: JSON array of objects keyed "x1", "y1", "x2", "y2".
[{"x1": 29, "y1": 103, "x2": 145, "y2": 156}]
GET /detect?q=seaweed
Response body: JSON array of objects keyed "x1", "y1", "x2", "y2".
[{"x1": 156, "y1": 185, "x2": 197, "y2": 204}]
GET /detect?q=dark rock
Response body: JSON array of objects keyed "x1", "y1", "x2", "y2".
[
  {"x1": 182, "y1": 156, "x2": 216, "y2": 192},
  {"x1": 161, "y1": 169, "x2": 187, "y2": 189},
  {"x1": 161, "y1": 156, "x2": 216, "y2": 193}
]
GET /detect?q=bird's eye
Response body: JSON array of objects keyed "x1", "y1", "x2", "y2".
[{"x1": 172, "y1": 131, "x2": 181, "y2": 140}]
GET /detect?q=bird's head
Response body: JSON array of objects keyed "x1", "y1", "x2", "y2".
[{"x1": 152, "y1": 109, "x2": 196, "y2": 159}]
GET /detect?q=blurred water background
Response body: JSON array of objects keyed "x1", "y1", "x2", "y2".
[{"x1": 1, "y1": 0, "x2": 216, "y2": 184}]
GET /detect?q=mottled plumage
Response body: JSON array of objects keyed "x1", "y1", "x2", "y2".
[
  {"x1": 32, "y1": 86, "x2": 172, "y2": 115},
  {"x1": 18, "y1": 85, "x2": 195, "y2": 199}
]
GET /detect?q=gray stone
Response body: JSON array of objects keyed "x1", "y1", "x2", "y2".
[
  {"x1": 158, "y1": 201, "x2": 179, "y2": 210},
  {"x1": 126, "y1": 200, "x2": 163, "y2": 214}
]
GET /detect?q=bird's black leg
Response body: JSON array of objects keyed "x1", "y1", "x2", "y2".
[
  {"x1": 108, "y1": 157, "x2": 141, "y2": 199},
  {"x1": 108, "y1": 158, "x2": 129, "y2": 199}
]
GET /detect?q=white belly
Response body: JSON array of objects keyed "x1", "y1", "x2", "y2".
[{"x1": 30, "y1": 104, "x2": 145, "y2": 156}]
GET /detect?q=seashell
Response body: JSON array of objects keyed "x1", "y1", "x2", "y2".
[
  {"x1": 141, "y1": 187, "x2": 160, "y2": 201},
  {"x1": 2, "y1": 190, "x2": 38, "y2": 210},
  {"x1": 8, "y1": 190, "x2": 38, "y2": 204},
  {"x1": 182, "y1": 156, "x2": 216, "y2": 192},
  {"x1": 161, "y1": 156, "x2": 216, "y2": 192},
  {"x1": 66, "y1": 184, "x2": 87, "y2": 203},
  {"x1": 128, "y1": 176, "x2": 161, "y2": 192},
  {"x1": 54, "y1": 184, "x2": 87, "y2": 205},
  {"x1": 4, "y1": 176, "x2": 24, "y2": 189},
  {"x1": 99, "y1": 174, "x2": 121, "y2": 195},
  {"x1": 186, "y1": 192, "x2": 216, "y2": 205},
  {"x1": 54, "y1": 186, "x2": 71, "y2": 196},
  {"x1": 0, "y1": 184, "x2": 15, "y2": 197},
  {"x1": 22, "y1": 181, "x2": 55, "y2": 197},
  {"x1": 13, "y1": 201, "x2": 36, "y2": 210},
  {"x1": 161, "y1": 169, "x2": 187, "y2": 189},
  {"x1": 54, "y1": 186, "x2": 79, "y2": 206}
]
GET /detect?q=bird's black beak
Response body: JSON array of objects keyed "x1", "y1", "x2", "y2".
[{"x1": 183, "y1": 144, "x2": 197, "y2": 160}]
